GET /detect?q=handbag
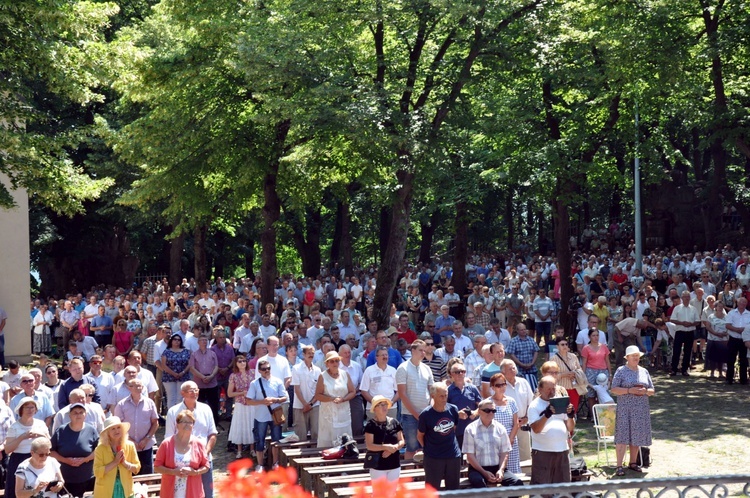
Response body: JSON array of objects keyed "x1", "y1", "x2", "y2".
[
  {"x1": 259, "y1": 378, "x2": 286, "y2": 425},
  {"x1": 556, "y1": 353, "x2": 589, "y2": 395},
  {"x1": 363, "y1": 451, "x2": 380, "y2": 469}
]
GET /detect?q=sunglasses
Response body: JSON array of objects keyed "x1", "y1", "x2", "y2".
[
  {"x1": 258, "y1": 367, "x2": 271, "y2": 372},
  {"x1": 21, "y1": 379, "x2": 34, "y2": 384},
  {"x1": 236, "y1": 359, "x2": 247, "y2": 363},
  {"x1": 452, "y1": 370, "x2": 466, "y2": 374},
  {"x1": 480, "y1": 408, "x2": 497, "y2": 414},
  {"x1": 493, "y1": 383, "x2": 507, "y2": 388},
  {"x1": 558, "y1": 343, "x2": 568, "y2": 346}
]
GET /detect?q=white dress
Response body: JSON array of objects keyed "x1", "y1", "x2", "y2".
[{"x1": 316, "y1": 370, "x2": 351, "y2": 448}]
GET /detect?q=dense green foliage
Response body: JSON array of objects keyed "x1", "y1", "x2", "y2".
[{"x1": 3, "y1": 0, "x2": 750, "y2": 302}]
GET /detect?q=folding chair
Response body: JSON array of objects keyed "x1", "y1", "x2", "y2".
[{"x1": 592, "y1": 403, "x2": 616, "y2": 465}]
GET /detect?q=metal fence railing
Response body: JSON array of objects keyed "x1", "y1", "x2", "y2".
[{"x1": 439, "y1": 474, "x2": 750, "y2": 498}]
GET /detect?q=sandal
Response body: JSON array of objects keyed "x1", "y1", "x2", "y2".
[
  {"x1": 628, "y1": 463, "x2": 643, "y2": 472},
  {"x1": 615, "y1": 466, "x2": 625, "y2": 476}
]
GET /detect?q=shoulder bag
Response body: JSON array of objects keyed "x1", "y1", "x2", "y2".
[
  {"x1": 259, "y1": 378, "x2": 286, "y2": 425},
  {"x1": 556, "y1": 353, "x2": 588, "y2": 395},
  {"x1": 363, "y1": 420, "x2": 385, "y2": 470}
]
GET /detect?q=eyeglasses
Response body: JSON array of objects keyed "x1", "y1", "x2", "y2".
[
  {"x1": 327, "y1": 359, "x2": 341, "y2": 363},
  {"x1": 258, "y1": 367, "x2": 271, "y2": 372},
  {"x1": 86, "y1": 394, "x2": 94, "y2": 398},
  {"x1": 179, "y1": 421, "x2": 195, "y2": 426},
  {"x1": 558, "y1": 343, "x2": 568, "y2": 346},
  {"x1": 236, "y1": 359, "x2": 247, "y2": 363},
  {"x1": 425, "y1": 342, "x2": 434, "y2": 346},
  {"x1": 493, "y1": 383, "x2": 507, "y2": 388},
  {"x1": 90, "y1": 361, "x2": 102, "y2": 364},
  {"x1": 452, "y1": 370, "x2": 466, "y2": 374},
  {"x1": 479, "y1": 408, "x2": 497, "y2": 414},
  {"x1": 35, "y1": 452, "x2": 50, "y2": 457}
]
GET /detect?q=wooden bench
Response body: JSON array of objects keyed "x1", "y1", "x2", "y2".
[
  {"x1": 329, "y1": 473, "x2": 531, "y2": 498},
  {"x1": 302, "y1": 460, "x2": 417, "y2": 493},
  {"x1": 82, "y1": 473, "x2": 162, "y2": 498},
  {"x1": 290, "y1": 453, "x2": 366, "y2": 473}
]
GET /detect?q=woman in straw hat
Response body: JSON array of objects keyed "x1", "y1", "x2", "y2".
[
  {"x1": 315, "y1": 350, "x2": 355, "y2": 448},
  {"x1": 363, "y1": 395, "x2": 404, "y2": 482},
  {"x1": 93, "y1": 417, "x2": 140, "y2": 498},
  {"x1": 610, "y1": 345, "x2": 655, "y2": 477}
]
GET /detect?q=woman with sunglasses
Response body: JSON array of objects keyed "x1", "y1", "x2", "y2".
[
  {"x1": 15, "y1": 437, "x2": 64, "y2": 498},
  {"x1": 551, "y1": 339, "x2": 585, "y2": 412},
  {"x1": 487, "y1": 373, "x2": 521, "y2": 475},
  {"x1": 159, "y1": 334, "x2": 192, "y2": 409},
  {"x1": 227, "y1": 355, "x2": 254, "y2": 459}
]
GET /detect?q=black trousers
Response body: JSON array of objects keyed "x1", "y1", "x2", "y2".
[
  {"x1": 671, "y1": 330, "x2": 693, "y2": 374},
  {"x1": 468, "y1": 464, "x2": 524, "y2": 488},
  {"x1": 137, "y1": 447, "x2": 154, "y2": 475},
  {"x1": 423, "y1": 455, "x2": 462, "y2": 490},
  {"x1": 726, "y1": 337, "x2": 748, "y2": 384},
  {"x1": 198, "y1": 385, "x2": 220, "y2": 422}
]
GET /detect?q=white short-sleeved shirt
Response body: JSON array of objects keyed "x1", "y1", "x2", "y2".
[
  {"x1": 259, "y1": 354, "x2": 292, "y2": 382},
  {"x1": 165, "y1": 401, "x2": 217, "y2": 460},
  {"x1": 16, "y1": 457, "x2": 60, "y2": 498},
  {"x1": 291, "y1": 362, "x2": 321, "y2": 409},
  {"x1": 360, "y1": 364, "x2": 398, "y2": 410},
  {"x1": 528, "y1": 396, "x2": 569, "y2": 452},
  {"x1": 7, "y1": 420, "x2": 50, "y2": 454}
]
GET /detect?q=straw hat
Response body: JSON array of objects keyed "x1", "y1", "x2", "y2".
[
  {"x1": 624, "y1": 345, "x2": 644, "y2": 358},
  {"x1": 370, "y1": 395, "x2": 392, "y2": 413},
  {"x1": 100, "y1": 416, "x2": 131, "y2": 438},
  {"x1": 324, "y1": 351, "x2": 342, "y2": 363}
]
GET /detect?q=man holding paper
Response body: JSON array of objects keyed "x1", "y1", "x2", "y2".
[{"x1": 528, "y1": 376, "x2": 576, "y2": 486}]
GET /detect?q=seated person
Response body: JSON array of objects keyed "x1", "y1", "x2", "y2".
[{"x1": 463, "y1": 398, "x2": 524, "y2": 488}]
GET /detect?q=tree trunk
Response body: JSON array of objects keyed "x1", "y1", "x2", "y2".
[
  {"x1": 537, "y1": 210, "x2": 544, "y2": 252},
  {"x1": 552, "y1": 188, "x2": 573, "y2": 336},
  {"x1": 451, "y1": 201, "x2": 469, "y2": 321},
  {"x1": 214, "y1": 230, "x2": 226, "y2": 279},
  {"x1": 244, "y1": 238, "x2": 255, "y2": 279},
  {"x1": 169, "y1": 230, "x2": 185, "y2": 287},
  {"x1": 418, "y1": 212, "x2": 437, "y2": 265},
  {"x1": 340, "y1": 199, "x2": 353, "y2": 276},
  {"x1": 260, "y1": 120, "x2": 290, "y2": 309},
  {"x1": 193, "y1": 223, "x2": 208, "y2": 293},
  {"x1": 330, "y1": 200, "x2": 343, "y2": 266},
  {"x1": 372, "y1": 168, "x2": 414, "y2": 329},
  {"x1": 288, "y1": 206, "x2": 323, "y2": 278},
  {"x1": 506, "y1": 189, "x2": 514, "y2": 249},
  {"x1": 379, "y1": 207, "x2": 391, "y2": 263}
]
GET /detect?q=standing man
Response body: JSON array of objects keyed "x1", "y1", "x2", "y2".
[
  {"x1": 361, "y1": 347, "x2": 399, "y2": 419},
  {"x1": 89, "y1": 305, "x2": 113, "y2": 350},
  {"x1": 669, "y1": 291, "x2": 699, "y2": 377},
  {"x1": 533, "y1": 288, "x2": 554, "y2": 347},
  {"x1": 725, "y1": 297, "x2": 750, "y2": 385},
  {"x1": 506, "y1": 323, "x2": 540, "y2": 390},
  {"x1": 85, "y1": 355, "x2": 115, "y2": 414},
  {"x1": 114, "y1": 378, "x2": 159, "y2": 474},
  {"x1": 528, "y1": 375, "x2": 576, "y2": 485},
  {"x1": 210, "y1": 330, "x2": 235, "y2": 419},
  {"x1": 501, "y1": 359, "x2": 533, "y2": 463},
  {"x1": 189, "y1": 335, "x2": 220, "y2": 421},
  {"x1": 290, "y1": 345, "x2": 321, "y2": 441},
  {"x1": 166, "y1": 381, "x2": 218, "y2": 498},
  {"x1": 396, "y1": 339, "x2": 434, "y2": 460}
]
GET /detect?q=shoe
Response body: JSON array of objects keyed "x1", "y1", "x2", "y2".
[
  {"x1": 272, "y1": 463, "x2": 280, "y2": 470},
  {"x1": 615, "y1": 466, "x2": 625, "y2": 477},
  {"x1": 682, "y1": 372, "x2": 689, "y2": 377},
  {"x1": 628, "y1": 463, "x2": 643, "y2": 472},
  {"x1": 279, "y1": 433, "x2": 300, "y2": 444},
  {"x1": 235, "y1": 451, "x2": 243, "y2": 460},
  {"x1": 255, "y1": 465, "x2": 264, "y2": 473},
  {"x1": 413, "y1": 451, "x2": 424, "y2": 463}
]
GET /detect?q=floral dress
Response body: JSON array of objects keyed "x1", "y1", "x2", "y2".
[
  {"x1": 162, "y1": 348, "x2": 192, "y2": 383},
  {"x1": 228, "y1": 371, "x2": 255, "y2": 444},
  {"x1": 611, "y1": 365, "x2": 653, "y2": 447},
  {"x1": 493, "y1": 397, "x2": 520, "y2": 473}
]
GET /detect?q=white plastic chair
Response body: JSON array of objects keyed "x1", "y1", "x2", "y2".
[{"x1": 592, "y1": 403, "x2": 616, "y2": 465}]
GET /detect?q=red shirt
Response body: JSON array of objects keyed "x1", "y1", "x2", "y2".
[{"x1": 397, "y1": 327, "x2": 417, "y2": 345}]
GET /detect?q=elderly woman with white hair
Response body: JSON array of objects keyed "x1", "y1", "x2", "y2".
[
  {"x1": 610, "y1": 346, "x2": 655, "y2": 477},
  {"x1": 15, "y1": 437, "x2": 64, "y2": 498}
]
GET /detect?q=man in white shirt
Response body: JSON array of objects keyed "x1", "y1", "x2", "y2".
[
  {"x1": 669, "y1": 291, "x2": 699, "y2": 377},
  {"x1": 233, "y1": 314, "x2": 254, "y2": 349},
  {"x1": 290, "y1": 345, "x2": 321, "y2": 441},
  {"x1": 725, "y1": 297, "x2": 750, "y2": 384},
  {"x1": 259, "y1": 313, "x2": 277, "y2": 339},
  {"x1": 451, "y1": 321, "x2": 474, "y2": 356},
  {"x1": 86, "y1": 355, "x2": 116, "y2": 413},
  {"x1": 396, "y1": 340, "x2": 434, "y2": 459},
  {"x1": 485, "y1": 319, "x2": 512, "y2": 349},
  {"x1": 501, "y1": 359, "x2": 533, "y2": 462},
  {"x1": 360, "y1": 347, "x2": 399, "y2": 419},
  {"x1": 575, "y1": 315, "x2": 607, "y2": 350},
  {"x1": 528, "y1": 376, "x2": 576, "y2": 485},
  {"x1": 72, "y1": 330, "x2": 98, "y2": 361}
]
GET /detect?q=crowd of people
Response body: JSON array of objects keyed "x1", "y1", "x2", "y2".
[{"x1": 0, "y1": 238, "x2": 749, "y2": 495}]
